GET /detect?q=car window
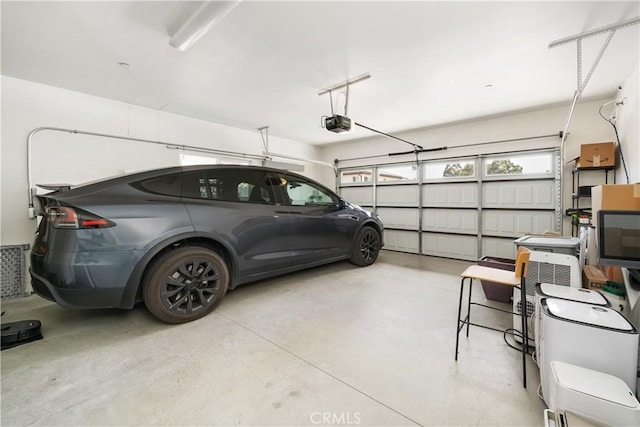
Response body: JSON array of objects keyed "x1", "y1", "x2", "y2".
[
  {"x1": 278, "y1": 174, "x2": 337, "y2": 207},
  {"x1": 137, "y1": 173, "x2": 182, "y2": 197},
  {"x1": 239, "y1": 171, "x2": 281, "y2": 204},
  {"x1": 206, "y1": 176, "x2": 225, "y2": 200},
  {"x1": 181, "y1": 172, "x2": 209, "y2": 199},
  {"x1": 181, "y1": 169, "x2": 280, "y2": 204}
]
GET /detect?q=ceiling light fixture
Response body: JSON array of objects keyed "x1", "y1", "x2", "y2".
[{"x1": 170, "y1": 1, "x2": 242, "y2": 51}]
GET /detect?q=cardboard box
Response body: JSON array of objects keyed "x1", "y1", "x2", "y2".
[
  {"x1": 578, "y1": 142, "x2": 615, "y2": 168},
  {"x1": 603, "y1": 265, "x2": 624, "y2": 283},
  {"x1": 591, "y1": 184, "x2": 640, "y2": 229},
  {"x1": 583, "y1": 265, "x2": 608, "y2": 290}
]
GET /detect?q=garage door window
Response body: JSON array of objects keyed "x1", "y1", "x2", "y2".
[
  {"x1": 424, "y1": 160, "x2": 476, "y2": 181},
  {"x1": 340, "y1": 169, "x2": 373, "y2": 185},
  {"x1": 483, "y1": 152, "x2": 554, "y2": 179},
  {"x1": 377, "y1": 164, "x2": 417, "y2": 183}
]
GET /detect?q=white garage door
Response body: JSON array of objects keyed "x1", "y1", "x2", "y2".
[{"x1": 338, "y1": 150, "x2": 560, "y2": 262}]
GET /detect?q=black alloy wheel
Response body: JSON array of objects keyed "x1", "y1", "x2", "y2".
[
  {"x1": 350, "y1": 226, "x2": 381, "y2": 267},
  {"x1": 144, "y1": 247, "x2": 229, "y2": 324}
]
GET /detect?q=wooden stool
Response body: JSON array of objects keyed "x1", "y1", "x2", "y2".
[{"x1": 455, "y1": 247, "x2": 531, "y2": 388}]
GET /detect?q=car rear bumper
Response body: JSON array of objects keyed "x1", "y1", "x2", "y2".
[
  {"x1": 30, "y1": 268, "x2": 125, "y2": 309},
  {"x1": 29, "y1": 249, "x2": 143, "y2": 309}
]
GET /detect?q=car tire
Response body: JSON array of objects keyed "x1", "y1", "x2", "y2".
[
  {"x1": 143, "y1": 246, "x2": 229, "y2": 324},
  {"x1": 350, "y1": 226, "x2": 381, "y2": 267}
]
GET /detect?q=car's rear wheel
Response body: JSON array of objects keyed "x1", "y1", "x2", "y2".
[
  {"x1": 350, "y1": 226, "x2": 381, "y2": 267},
  {"x1": 143, "y1": 246, "x2": 229, "y2": 324}
]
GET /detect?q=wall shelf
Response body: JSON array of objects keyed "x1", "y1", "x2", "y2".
[{"x1": 569, "y1": 160, "x2": 615, "y2": 236}]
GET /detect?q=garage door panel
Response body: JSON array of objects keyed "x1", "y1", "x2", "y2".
[
  {"x1": 377, "y1": 208, "x2": 419, "y2": 230},
  {"x1": 422, "y1": 233, "x2": 478, "y2": 261},
  {"x1": 340, "y1": 186, "x2": 373, "y2": 206},
  {"x1": 536, "y1": 185, "x2": 553, "y2": 205},
  {"x1": 383, "y1": 230, "x2": 419, "y2": 253},
  {"x1": 518, "y1": 186, "x2": 532, "y2": 204},
  {"x1": 339, "y1": 150, "x2": 558, "y2": 263},
  {"x1": 482, "y1": 210, "x2": 555, "y2": 237},
  {"x1": 377, "y1": 185, "x2": 419, "y2": 206},
  {"x1": 482, "y1": 237, "x2": 517, "y2": 259},
  {"x1": 422, "y1": 183, "x2": 477, "y2": 208},
  {"x1": 422, "y1": 209, "x2": 478, "y2": 234},
  {"x1": 482, "y1": 180, "x2": 554, "y2": 209}
]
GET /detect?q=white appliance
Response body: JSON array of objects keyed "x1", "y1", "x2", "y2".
[
  {"x1": 513, "y1": 251, "x2": 582, "y2": 343},
  {"x1": 548, "y1": 361, "x2": 640, "y2": 426},
  {"x1": 538, "y1": 298, "x2": 639, "y2": 405},
  {"x1": 544, "y1": 409, "x2": 600, "y2": 427},
  {"x1": 534, "y1": 283, "x2": 610, "y2": 357},
  {"x1": 514, "y1": 236, "x2": 582, "y2": 256}
]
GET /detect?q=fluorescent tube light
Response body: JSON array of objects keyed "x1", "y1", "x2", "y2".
[{"x1": 170, "y1": 1, "x2": 241, "y2": 51}]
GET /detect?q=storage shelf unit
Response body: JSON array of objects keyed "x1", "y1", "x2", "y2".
[{"x1": 569, "y1": 162, "x2": 615, "y2": 237}]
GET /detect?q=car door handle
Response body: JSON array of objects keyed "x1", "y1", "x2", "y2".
[
  {"x1": 338, "y1": 214, "x2": 359, "y2": 221},
  {"x1": 274, "y1": 210, "x2": 303, "y2": 215}
]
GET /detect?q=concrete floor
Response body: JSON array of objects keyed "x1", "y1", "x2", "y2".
[{"x1": 1, "y1": 251, "x2": 545, "y2": 426}]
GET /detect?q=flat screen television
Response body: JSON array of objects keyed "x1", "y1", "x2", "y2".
[{"x1": 598, "y1": 210, "x2": 640, "y2": 286}]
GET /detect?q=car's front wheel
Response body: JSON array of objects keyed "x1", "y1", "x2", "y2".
[
  {"x1": 143, "y1": 246, "x2": 229, "y2": 324},
  {"x1": 350, "y1": 226, "x2": 381, "y2": 267}
]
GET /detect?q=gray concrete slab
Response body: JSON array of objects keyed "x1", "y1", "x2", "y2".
[{"x1": 1, "y1": 251, "x2": 544, "y2": 426}]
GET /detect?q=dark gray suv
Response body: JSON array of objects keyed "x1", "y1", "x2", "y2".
[{"x1": 30, "y1": 165, "x2": 383, "y2": 323}]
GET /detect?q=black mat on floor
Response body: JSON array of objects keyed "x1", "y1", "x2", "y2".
[{"x1": 1, "y1": 320, "x2": 43, "y2": 350}]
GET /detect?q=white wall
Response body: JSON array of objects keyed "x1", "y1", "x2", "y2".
[
  {"x1": 616, "y1": 62, "x2": 639, "y2": 184},
  {"x1": 3, "y1": 69, "x2": 637, "y2": 248},
  {"x1": 320, "y1": 98, "x2": 624, "y2": 235},
  {"x1": 0, "y1": 76, "x2": 321, "y2": 246}
]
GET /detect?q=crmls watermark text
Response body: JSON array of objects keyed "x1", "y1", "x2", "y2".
[{"x1": 310, "y1": 412, "x2": 361, "y2": 425}]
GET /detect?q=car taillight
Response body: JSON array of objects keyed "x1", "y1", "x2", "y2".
[{"x1": 46, "y1": 206, "x2": 115, "y2": 229}]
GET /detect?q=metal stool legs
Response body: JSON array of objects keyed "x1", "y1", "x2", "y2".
[
  {"x1": 518, "y1": 273, "x2": 528, "y2": 388},
  {"x1": 454, "y1": 274, "x2": 529, "y2": 388},
  {"x1": 454, "y1": 277, "x2": 469, "y2": 361}
]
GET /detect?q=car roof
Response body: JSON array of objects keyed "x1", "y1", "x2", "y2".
[{"x1": 43, "y1": 164, "x2": 323, "y2": 199}]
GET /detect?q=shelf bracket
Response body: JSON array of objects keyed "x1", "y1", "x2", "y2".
[
  {"x1": 551, "y1": 16, "x2": 639, "y2": 133},
  {"x1": 551, "y1": 16, "x2": 639, "y2": 147},
  {"x1": 548, "y1": 16, "x2": 639, "y2": 234},
  {"x1": 258, "y1": 126, "x2": 269, "y2": 153}
]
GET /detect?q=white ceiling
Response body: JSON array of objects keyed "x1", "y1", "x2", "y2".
[{"x1": 2, "y1": 1, "x2": 639, "y2": 146}]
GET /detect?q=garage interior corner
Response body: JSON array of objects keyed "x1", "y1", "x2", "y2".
[{"x1": 0, "y1": 251, "x2": 543, "y2": 426}]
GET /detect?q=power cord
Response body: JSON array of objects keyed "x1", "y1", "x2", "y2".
[
  {"x1": 503, "y1": 328, "x2": 535, "y2": 355},
  {"x1": 537, "y1": 383, "x2": 545, "y2": 402},
  {"x1": 598, "y1": 99, "x2": 630, "y2": 184},
  {"x1": 611, "y1": 124, "x2": 629, "y2": 184},
  {"x1": 504, "y1": 322, "x2": 545, "y2": 402}
]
